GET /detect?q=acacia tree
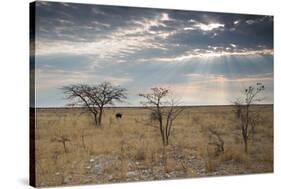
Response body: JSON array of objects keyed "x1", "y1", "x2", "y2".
[
  {"x1": 234, "y1": 83, "x2": 265, "y2": 153},
  {"x1": 62, "y1": 82, "x2": 127, "y2": 127},
  {"x1": 139, "y1": 87, "x2": 183, "y2": 146}
]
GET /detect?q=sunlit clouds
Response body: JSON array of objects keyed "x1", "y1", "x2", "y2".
[
  {"x1": 34, "y1": 2, "x2": 273, "y2": 107},
  {"x1": 146, "y1": 48, "x2": 273, "y2": 62},
  {"x1": 194, "y1": 22, "x2": 224, "y2": 31}
]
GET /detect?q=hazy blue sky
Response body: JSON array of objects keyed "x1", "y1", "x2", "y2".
[{"x1": 34, "y1": 1, "x2": 273, "y2": 107}]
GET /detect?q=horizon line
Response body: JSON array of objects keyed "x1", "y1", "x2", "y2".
[{"x1": 33, "y1": 103, "x2": 274, "y2": 109}]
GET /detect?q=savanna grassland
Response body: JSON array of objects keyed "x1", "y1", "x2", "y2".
[{"x1": 34, "y1": 105, "x2": 273, "y2": 187}]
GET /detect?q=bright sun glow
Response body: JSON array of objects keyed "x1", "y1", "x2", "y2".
[{"x1": 195, "y1": 23, "x2": 225, "y2": 31}]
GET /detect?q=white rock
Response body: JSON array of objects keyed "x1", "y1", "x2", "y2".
[{"x1": 127, "y1": 171, "x2": 138, "y2": 178}]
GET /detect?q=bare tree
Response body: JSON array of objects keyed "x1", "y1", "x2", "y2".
[
  {"x1": 207, "y1": 128, "x2": 224, "y2": 157},
  {"x1": 234, "y1": 83, "x2": 265, "y2": 153},
  {"x1": 139, "y1": 87, "x2": 183, "y2": 146},
  {"x1": 62, "y1": 82, "x2": 127, "y2": 127},
  {"x1": 51, "y1": 135, "x2": 71, "y2": 153}
]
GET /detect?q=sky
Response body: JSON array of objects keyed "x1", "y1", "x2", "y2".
[{"x1": 33, "y1": 1, "x2": 274, "y2": 107}]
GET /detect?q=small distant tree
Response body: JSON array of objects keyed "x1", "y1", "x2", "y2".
[
  {"x1": 207, "y1": 128, "x2": 224, "y2": 157},
  {"x1": 234, "y1": 83, "x2": 265, "y2": 153},
  {"x1": 139, "y1": 87, "x2": 183, "y2": 146},
  {"x1": 62, "y1": 82, "x2": 127, "y2": 127},
  {"x1": 51, "y1": 135, "x2": 71, "y2": 153}
]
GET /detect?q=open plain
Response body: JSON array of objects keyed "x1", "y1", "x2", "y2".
[{"x1": 34, "y1": 105, "x2": 273, "y2": 187}]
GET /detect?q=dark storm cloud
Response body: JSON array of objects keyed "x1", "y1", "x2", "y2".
[
  {"x1": 36, "y1": 1, "x2": 160, "y2": 42},
  {"x1": 36, "y1": 1, "x2": 273, "y2": 52},
  {"x1": 163, "y1": 12, "x2": 273, "y2": 50}
]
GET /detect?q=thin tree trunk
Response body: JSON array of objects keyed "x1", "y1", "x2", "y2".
[
  {"x1": 165, "y1": 119, "x2": 173, "y2": 146},
  {"x1": 165, "y1": 120, "x2": 168, "y2": 146},
  {"x1": 93, "y1": 113, "x2": 98, "y2": 127},
  {"x1": 164, "y1": 123, "x2": 169, "y2": 146},
  {"x1": 157, "y1": 109, "x2": 166, "y2": 146},
  {"x1": 81, "y1": 135, "x2": 86, "y2": 151},
  {"x1": 243, "y1": 135, "x2": 248, "y2": 153},
  {"x1": 98, "y1": 107, "x2": 103, "y2": 127},
  {"x1": 244, "y1": 141, "x2": 248, "y2": 153},
  {"x1": 160, "y1": 123, "x2": 166, "y2": 146},
  {"x1": 63, "y1": 142, "x2": 67, "y2": 153}
]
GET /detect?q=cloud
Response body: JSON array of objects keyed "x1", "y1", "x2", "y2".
[
  {"x1": 145, "y1": 48, "x2": 273, "y2": 63},
  {"x1": 36, "y1": 35, "x2": 163, "y2": 58},
  {"x1": 246, "y1": 20, "x2": 256, "y2": 25},
  {"x1": 36, "y1": 10, "x2": 171, "y2": 58},
  {"x1": 194, "y1": 22, "x2": 224, "y2": 31},
  {"x1": 234, "y1": 20, "x2": 240, "y2": 25},
  {"x1": 33, "y1": 2, "x2": 273, "y2": 106},
  {"x1": 35, "y1": 2, "x2": 273, "y2": 59}
]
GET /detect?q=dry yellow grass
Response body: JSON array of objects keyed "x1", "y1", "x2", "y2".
[{"x1": 34, "y1": 105, "x2": 273, "y2": 187}]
